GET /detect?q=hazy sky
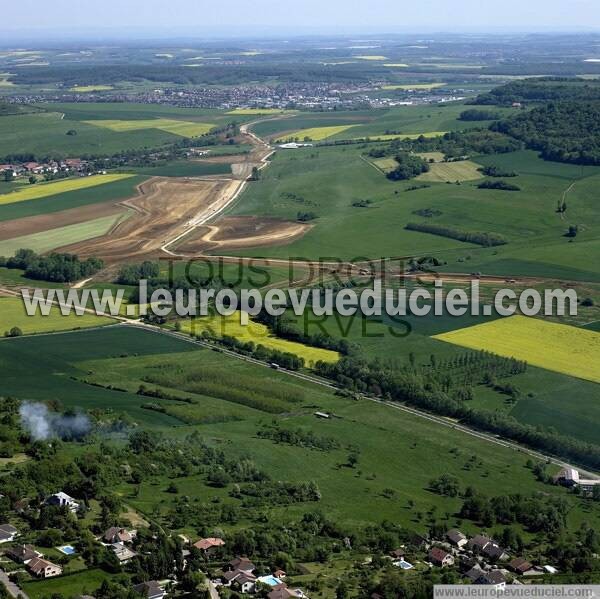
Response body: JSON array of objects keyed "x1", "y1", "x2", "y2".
[{"x1": 4, "y1": 0, "x2": 600, "y2": 36}]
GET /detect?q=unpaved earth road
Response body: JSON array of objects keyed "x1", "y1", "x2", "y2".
[{"x1": 58, "y1": 177, "x2": 240, "y2": 264}]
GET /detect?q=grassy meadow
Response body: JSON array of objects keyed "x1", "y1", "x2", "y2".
[
  {"x1": 416, "y1": 160, "x2": 483, "y2": 182},
  {"x1": 0, "y1": 212, "x2": 126, "y2": 256},
  {"x1": 228, "y1": 143, "x2": 600, "y2": 282},
  {"x1": 0, "y1": 103, "x2": 249, "y2": 157},
  {"x1": 0, "y1": 296, "x2": 116, "y2": 335}
]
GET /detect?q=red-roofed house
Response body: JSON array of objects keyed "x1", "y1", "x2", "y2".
[
  {"x1": 193, "y1": 537, "x2": 225, "y2": 554},
  {"x1": 428, "y1": 547, "x2": 455, "y2": 567}
]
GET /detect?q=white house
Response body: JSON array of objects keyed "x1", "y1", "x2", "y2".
[
  {"x1": 46, "y1": 492, "x2": 80, "y2": 512},
  {"x1": 27, "y1": 557, "x2": 62, "y2": 578},
  {"x1": 0, "y1": 524, "x2": 18, "y2": 543}
]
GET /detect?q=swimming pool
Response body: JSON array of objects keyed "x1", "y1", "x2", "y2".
[
  {"x1": 58, "y1": 545, "x2": 76, "y2": 555},
  {"x1": 257, "y1": 575, "x2": 283, "y2": 587},
  {"x1": 393, "y1": 559, "x2": 414, "y2": 570}
]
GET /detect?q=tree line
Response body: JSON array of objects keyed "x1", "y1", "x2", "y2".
[{"x1": 1, "y1": 248, "x2": 103, "y2": 283}]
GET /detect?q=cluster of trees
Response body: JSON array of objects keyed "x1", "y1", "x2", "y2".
[
  {"x1": 459, "y1": 108, "x2": 502, "y2": 121},
  {"x1": 215, "y1": 334, "x2": 305, "y2": 370},
  {"x1": 116, "y1": 261, "x2": 160, "y2": 285},
  {"x1": 493, "y1": 101, "x2": 600, "y2": 165},
  {"x1": 473, "y1": 78, "x2": 600, "y2": 105},
  {"x1": 1, "y1": 249, "x2": 103, "y2": 282},
  {"x1": 460, "y1": 487, "x2": 569, "y2": 533},
  {"x1": 405, "y1": 222, "x2": 508, "y2": 247},
  {"x1": 386, "y1": 152, "x2": 430, "y2": 181},
  {"x1": 480, "y1": 165, "x2": 517, "y2": 177},
  {"x1": 297, "y1": 211, "x2": 318, "y2": 222},
  {"x1": 257, "y1": 424, "x2": 340, "y2": 451},
  {"x1": 370, "y1": 129, "x2": 521, "y2": 162},
  {"x1": 477, "y1": 179, "x2": 521, "y2": 191},
  {"x1": 256, "y1": 311, "x2": 355, "y2": 355}
]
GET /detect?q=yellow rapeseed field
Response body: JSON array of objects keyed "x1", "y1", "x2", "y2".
[
  {"x1": 227, "y1": 108, "x2": 288, "y2": 115},
  {"x1": 84, "y1": 118, "x2": 214, "y2": 137},
  {"x1": 0, "y1": 174, "x2": 135, "y2": 206},
  {"x1": 278, "y1": 124, "x2": 357, "y2": 141},
  {"x1": 178, "y1": 312, "x2": 339, "y2": 365},
  {"x1": 381, "y1": 83, "x2": 446, "y2": 90},
  {"x1": 355, "y1": 55, "x2": 388, "y2": 60},
  {"x1": 70, "y1": 85, "x2": 114, "y2": 92},
  {"x1": 433, "y1": 315, "x2": 600, "y2": 384}
]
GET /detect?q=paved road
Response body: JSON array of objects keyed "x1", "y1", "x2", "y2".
[{"x1": 0, "y1": 568, "x2": 29, "y2": 599}]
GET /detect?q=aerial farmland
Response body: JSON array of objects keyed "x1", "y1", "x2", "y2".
[{"x1": 0, "y1": 16, "x2": 598, "y2": 599}]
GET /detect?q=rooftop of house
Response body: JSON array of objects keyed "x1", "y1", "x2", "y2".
[
  {"x1": 133, "y1": 580, "x2": 164, "y2": 598},
  {"x1": 447, "y1": 529, "x2": 466, "y2": 543},
  {"x1": 477, "y1": 570, "x2": 506, "y2": 585},
  {"x1": 229, "y1": 556, "x2": 256, "y2": 571},
  {"x1": 429, "y1": 547, "x2": 451, "y2": 562},
  {"x1": 28, "y1": 556, "x2": 60, "y2": 574},
  {"x1": 193, "y1": 537, "x2": 225, "y2": 550}
]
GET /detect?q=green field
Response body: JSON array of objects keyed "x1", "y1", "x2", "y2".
[
  {"x1": 0, "y1": 174, "x2": 134, "y2": 205},
  {"x1": 0, "y1": 103, "x2": 244, "y2": 157},
  {"x1": 0, "y1": 296, "x2": 115, "y2": 335},
  {"x1": 128, "y1": 160, "x2": 232, "y2": 177},
  {"x1": 22, "y1": 569, "x2": 118, "y2": 599},
  {"x1": 253, "y1": 104, "x2": 485, "y2": 143},
  {"x1": 228, "y1": 143, "x2": 600, "y2": 282},
  {"x1": 0, "y1": 212, "x2": 126, "y2": 256},
  {"x1": 0, "y1": 175, "x2": 145, "y2": 222},
  {"x1": 416, "y1": 160, "x2": 483, "y2": 182},
  {"x1": 83, "y1": 118, "x2": 214, "y2": 137},
  {"x1": 284, "y1": 308, "x2": 600, "y2": 445},
  {"x1": 381, "y1": 83, "x2": 447, "y2": 90}
]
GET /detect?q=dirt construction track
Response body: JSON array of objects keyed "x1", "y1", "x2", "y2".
[
  {"x1": 58, "y1": 177, "x2": 240, "y2": 263},
  {"x1": 175, "y1": 216, "x2": 311, "y2": 254}
]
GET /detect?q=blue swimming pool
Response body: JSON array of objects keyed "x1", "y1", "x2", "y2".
[
  {"x1": 58, "y1": 545, "x2": 76, "y2": 555},
  {"x1": 257, "y1": 575, "x2": 283, "y2": 587}
]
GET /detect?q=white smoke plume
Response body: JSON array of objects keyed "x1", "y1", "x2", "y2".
[{"x1": 19, "y1": 402, "x2": 91, "y2": 441}]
